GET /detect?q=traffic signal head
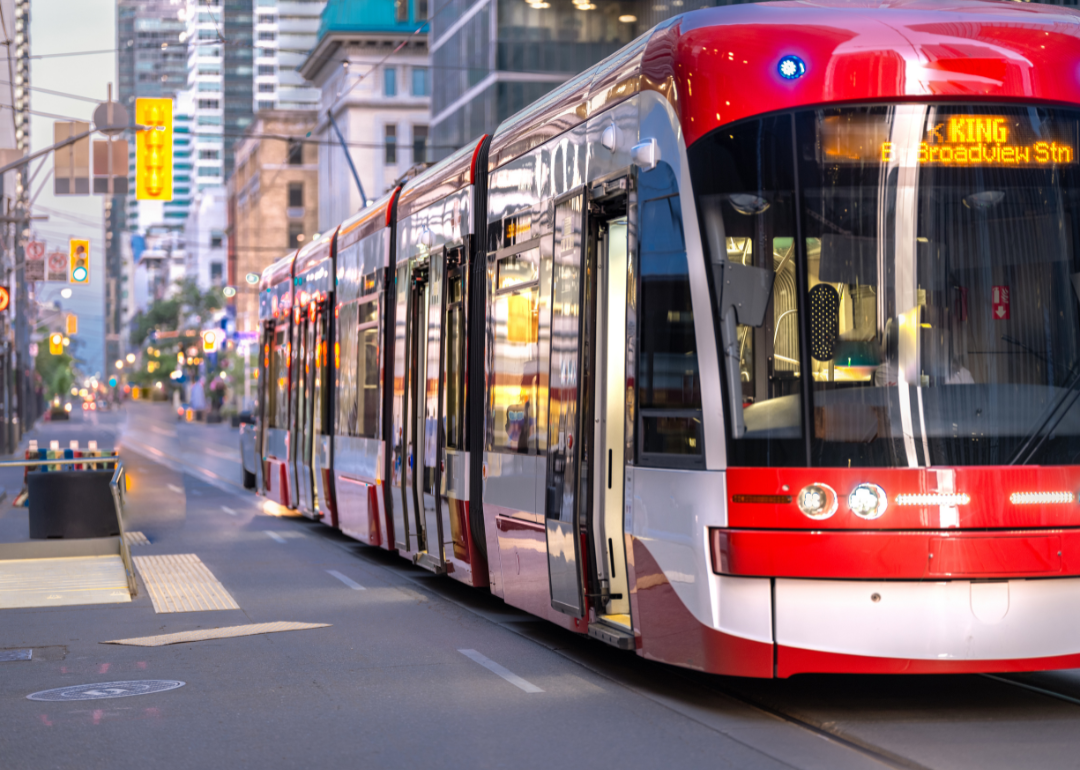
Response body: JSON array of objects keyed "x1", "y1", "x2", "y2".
[
  {"x1": 135, "y1": 98, "x2": 173, "y2": 201},
  {"x1": 48, "y1": 333, "x2": 63, "y2": 355},
  {"x1": 65, "y1": 313, "x2": 77, "y2": 335},
  {"x1": 202, "y1": 330, "x2": 217, "y2": 352},
  {"x1": 69, "y1": 239, "x2": 89, "y2": 284}
]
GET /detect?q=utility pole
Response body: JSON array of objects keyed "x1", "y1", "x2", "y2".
[{"x1": 10, "y1": 0, "x2": 30, "y2": 454}]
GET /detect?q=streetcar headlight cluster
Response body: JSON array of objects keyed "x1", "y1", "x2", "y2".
[
  {"x1": 848, "y1": 483, "x2": 888, "y2": 520},
  {"x1": 795, "y1": 482, "x2": 888, "y2": 520},
  {"x1": 797, "y1": 483, "x2": 838, "y2": 520}
]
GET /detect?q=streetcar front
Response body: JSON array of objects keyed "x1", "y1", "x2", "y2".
[{"x1": 697, "y1": 103, "x2": 1080, "y2": 674}]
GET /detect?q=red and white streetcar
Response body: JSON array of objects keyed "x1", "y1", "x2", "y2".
[{"x1": 241, "y1": 0, "x2": 1080, "y2": 676}]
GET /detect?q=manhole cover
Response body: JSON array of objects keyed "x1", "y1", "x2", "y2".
[
  {"x1": 27, "y1": 680, "x2": 185, "y2": 702},
  {"x1": 0, "y1": 649, "x2": 31, "y2": 662}
]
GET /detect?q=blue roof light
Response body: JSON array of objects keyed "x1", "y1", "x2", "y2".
[{"x1": 778, "y1": 55, "x2": 806, "y2": 80}]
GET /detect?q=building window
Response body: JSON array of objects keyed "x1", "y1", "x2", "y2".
[
  {"x1": 258, "y1": 31, "x2": 275, "y2": 41},
  {"x1": 197, "y1": 115, "x2": 223, "y2": 125},
  {"x1": 257, "y1": 14, "x2": 275, "y2": 23},
  {"x1": 257, "y1": 100, "x2": 275, "y2": 110},
  {"x1": 211, "y1": 232, "x2": 224, "y2": 249},
  {"x1": 288, "y1": 221, "x2": 304, "y2": 249},
  {"x1": 198, "y1": 99, "x2": 220, "y2": 109},
  {"x1": 198, "y1": 166, "x2": 222, "y2": 177},
  {"x1": 198, "y1": 67, "x2": 221, "y2": 76},
  {"x1": 258, "y1": 48, "x2": 275, "y2": 59},
  {"x1": 287, "y1": 140, "x2": 303, "y2": 165},
  {"x1": 198, "y1": 149, "x2": 219, "y2": 160},
  {"x1": 385, "y1": 125, "x2": 397, "y2": 165},
  {"x1": 210, "y1": 263, "x2": 224, "y2": 283},
  {"x1": 413, "y1": 125, "x2": 428, "y2": 164},
  {"x1": 198, "y1": 29, "x2": 218, "y2": 40},
  {"x1": 197, "y1": 81, "x2": 220, "y2": 92},
  {"x1": 258, "y1": 83, "x2": 274, "y2": 93},
  {"x1": 257, "y1": 64, "x2": 275, "y2": 76},
  {"x1": 417, "y1": 0, "x2": 428, "y2": 18},
  {"x1": 384, "y1": 67, "x2": 396, "y2": 97},
  {"x1": 395, "y1": 0, "x2": 408, "y2": 22},
  {"x1": 288, "y1": 182, "x2": 303, "y2": 208},
  {"x1": 411, "y1": 67, "x2": 429, "y2": 96}
]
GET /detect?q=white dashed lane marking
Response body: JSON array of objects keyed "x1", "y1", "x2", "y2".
[
  {"x1": 326, "y1": 570, "x2": 365, "y2": 590},
  {"x1": 265, "y1": 531, "x2": 286, "y2": 544},
  {"x1": 221, "y1": 506, "x2": 237, "y2": 516},
  {"x1": 458, "y1": 649, "x2": 543, "y2": 693}
]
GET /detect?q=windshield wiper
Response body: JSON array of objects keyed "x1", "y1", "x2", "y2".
[{"x1": 1009, "y1": 358, "x2": 1080, "y2": 465}]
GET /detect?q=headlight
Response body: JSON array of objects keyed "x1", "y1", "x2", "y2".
[
  {"x1": 797, "y1": 483, "x2": 838, "y2": 520},
  {"x1": 848, "y1": 483, "x2": 888, "y2": 520}
]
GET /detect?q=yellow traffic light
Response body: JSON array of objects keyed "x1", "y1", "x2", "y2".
[
  {"x1": 69, "y1": 239, "x2": 89, "y2": 284},
  {"x1": 49, "y1": 333, "x2": 63, "y2": 355},
  {"x1": 65, "y1": 313, "x2": 77, "y2": 335},
  {"x1": 135, "y1": 98, "x2": 172, "y2": 201}
]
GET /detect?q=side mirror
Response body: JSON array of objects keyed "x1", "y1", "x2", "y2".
[{"x1": 713, "y1": 261, "x2": 774, "y2": 439}]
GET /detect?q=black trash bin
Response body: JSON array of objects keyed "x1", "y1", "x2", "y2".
[{"x1": 28, "y1": 470, "x2": 119, "y2": 539}]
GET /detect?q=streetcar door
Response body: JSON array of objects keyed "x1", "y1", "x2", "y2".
[
  {"x1": 545, "y1": 191, "x2": 588, "y2": 617},
  {"x1": 401, "y1": 260, "x2": 430, "y2": 555},
  {"x1": 417, "y1": 250, "x2": 447, "y2": 573},
  {"x1": 296, "y1": 308, "x2": 318, "y2": 515},
  {"x1": 390, "y1": 262, "x2": 412, "y2": 551}
]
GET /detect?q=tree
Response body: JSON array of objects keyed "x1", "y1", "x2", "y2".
[{"x1": 129, "y1": 279, "x2": 223, "y2": 347}]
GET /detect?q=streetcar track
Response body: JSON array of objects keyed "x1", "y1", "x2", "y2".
[{"x1": 981, "y1": 673, "x2": 1080, "y2": 708}]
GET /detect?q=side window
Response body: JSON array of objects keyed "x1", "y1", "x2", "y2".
[
  {"x1": 336, "y1": 295, "x2": 380, "y2": 438},
  {"x1": 271, "y1": 326, "x2": 289, "y2": 429},
  {"x1": 357, "y1": 295, "x2": 380, "y2": 437},
  {"x1": 488, "y1": 247, "x2": 541, "y2": 454},
  {"x1": 636, "y1": 163, "x2": 703, "y2": 465},
  {"x1": 689, "y1": 116, "x2": 803, "y2": 466}
]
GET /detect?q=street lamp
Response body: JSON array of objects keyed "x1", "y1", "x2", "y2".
[
  {"x1": 125, "y1": 353, "x2": 135, "y2": 364},
  {"x1": 115, "y1": 359, "x2": 123, "y2": 369}
]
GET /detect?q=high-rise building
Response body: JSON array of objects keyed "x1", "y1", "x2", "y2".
[
  {"x1": 223, "y1": 0, "x2": 255, "y2": 178},
  {"x1": 254, "y1": 0, "x2": 324, "y2": 112},
  {"x1": 114, "y1": 0, "x2": 188, "y2": 362},
  {"x1": 300, "y1": 0, "x2": 429, "y2": 233}
]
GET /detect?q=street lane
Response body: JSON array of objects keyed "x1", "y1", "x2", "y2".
[{"x1": 6, "y1": 404, "x2": 1080, "y2": 770}]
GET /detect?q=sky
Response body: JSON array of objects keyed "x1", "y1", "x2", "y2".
[{"x1": 29, "y1": 0, "x2": 115, "y2": 376}]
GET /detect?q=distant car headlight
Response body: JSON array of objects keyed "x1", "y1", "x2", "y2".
[
  {"x1": 848, "y1": 483, "x2": 888, "y2": 520},
  {"x1": 797, "y1": 483, "x2": 838, "y2": 520}
]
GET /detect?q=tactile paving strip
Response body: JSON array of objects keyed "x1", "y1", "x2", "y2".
[
  {"x1": 102, "y1": 621, "x2": 330, "y2": 647},
  {"x1": 124, "y1": 532, "x2": 150, "y2": 546},
  {"x1": 133, "y1": 554, "x2": 239, "y2": 613}
]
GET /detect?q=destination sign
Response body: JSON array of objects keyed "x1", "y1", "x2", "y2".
[{"x1": 882, "y1": 116, "x2": 1076, "y2": 166}]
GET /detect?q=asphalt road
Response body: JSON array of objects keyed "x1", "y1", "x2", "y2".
[{"x1": 2, "y1": 404, "x2": 1080, "y2": 770}]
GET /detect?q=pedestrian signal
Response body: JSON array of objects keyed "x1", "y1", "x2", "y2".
[
  {"x1": 202, "y1": 330, "x2": 217, "y2": 352},
  {"x1": 135, "y1": 98, "x2": 173, "y2": 201},
  {"x1": 49, "y1": 333, "x2": 63, "y2": 355},
  {"x1": 65, "y1": 313, "x2": 77, "y2": 335},
  {"x1": 69, "y1": 239, "x2": 89, "y2": 284}
]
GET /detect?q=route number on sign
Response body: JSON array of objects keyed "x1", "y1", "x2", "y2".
[{"x1": 993, "y1": 285, "x2": 1010, "y2": 320}]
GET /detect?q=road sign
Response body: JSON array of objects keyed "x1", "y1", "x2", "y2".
[
  {"x1": 993, "y1": 285, "x2": 1010, "y2": 320},
  {"x1": 46, "y1": 250, "x2": 68, "y2": 282},
  {"x1": 93, "y1": 138, "x2": 128, "y2": 195},
  {"x1": 53, "y1": 121, "x2": 90, "y2": 195},
  {"x1": 69, "y1": 239, "x2": 89, "y2": 284},
  {"x1": 135, "y1": 98, "x2": 172, "y2": 201},
  {"x1": 26, "y1": 241, "x2": 44, "y2": 260},
  {"x1": 92, "y1": 100, "x2": 129, "y2": 136},
  {"x1": 24, "y1": 260, "x2": 43, "y2": 282}
]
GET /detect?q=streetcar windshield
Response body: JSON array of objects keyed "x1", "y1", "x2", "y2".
[{"x1": 690, "y1": 104, "x2": 1080, "y2": 467}]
